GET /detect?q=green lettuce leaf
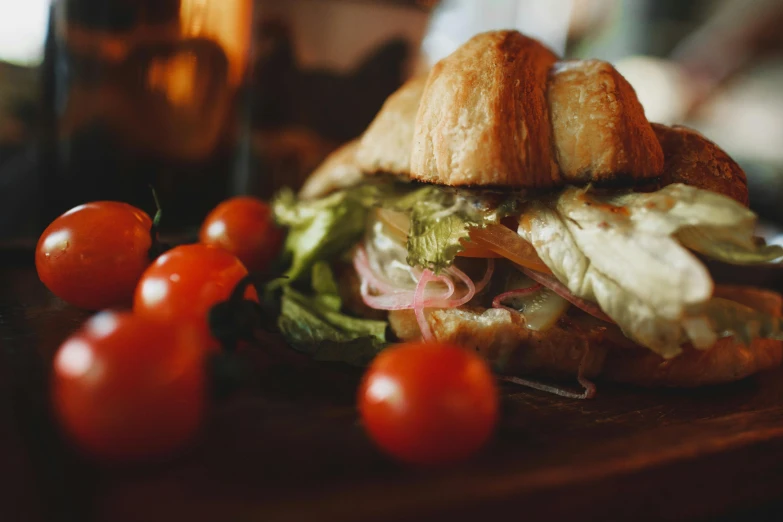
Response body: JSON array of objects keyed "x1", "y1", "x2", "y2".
[
  {"x1": 272, "y1": 186, "x2": 373, "y2": 282},
  {"x1": 274, "y1": 178, "x2": 524, "y2": 277},
  {"x1": 392, "y1": 187, "x2": 524, "y2": 273},
  {"x1": 276, "y1": 262, "x2": 388, "y2": 366},
  {"x1": 688, "y1": 298, "x2": 783, "y2": 346},
  {"x1": 677, "y1": 228, "x2": 783, "y2": 264},
  {"x1": 311, "y1": 260, "x2": 341, "y2": 310},
  {"x1": 518, "y1": 184, "x2": 783, "y2": 358},
  {"x1": 607, "y1": 183, "x2": 783, "y2": 265}
]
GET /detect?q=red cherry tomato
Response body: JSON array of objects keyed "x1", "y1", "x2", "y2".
[
  {"x1": 36, "y1": 202, "x2": 152, "y2": 310},
  {"x1": 134, "y1": 244, "x2": 257, "y2": 350},
  {"x1": 199, "y1": 197, "x2": 284, "y2": 273},
  {"x1": 52, "y1": 311, "x2": 207, "y2": 461},
  {"x1": 358, "y1": 341, "x2": 499, "y2": 466}
]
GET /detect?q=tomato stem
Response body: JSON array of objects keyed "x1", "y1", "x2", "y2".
[
  {"x1": 147, "y1": 186, "x2": 170, "y2": 260},
  {"x1": 151, "y1": 185, "x2": 163, "y2": 230},
  {"x1": 208, "y1": 274, "x2": 267, "y2": 352}
]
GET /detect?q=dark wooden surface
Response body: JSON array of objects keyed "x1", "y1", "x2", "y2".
[{"x1": 4, "y1": 257, "x2": 783, "y2": 522}]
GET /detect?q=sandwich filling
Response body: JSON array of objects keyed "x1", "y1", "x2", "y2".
[{"x1": 272, "y1": 177, "x2": 783, "y2": 364}]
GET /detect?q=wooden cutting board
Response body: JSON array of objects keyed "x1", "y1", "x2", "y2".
[{"x1": 3, "y1": 262, "x2": 783, "y2": 522}]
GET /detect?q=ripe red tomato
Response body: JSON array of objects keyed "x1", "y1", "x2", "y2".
[
  {"x1": 358, "y1": 342, "x2": 499, "y2": 466},
  {"x1": 199, "y1": 197, "x2": 284, "y2": 273},
  {"x1": 134, "y1": 244, "x2": 257, "y2": 350},
  {"x1": 36, "y1": 202, "x2": 152, "y2": 310},
  {"x1": 52, "y1": 311, "x2": 207, "y2": 461}
]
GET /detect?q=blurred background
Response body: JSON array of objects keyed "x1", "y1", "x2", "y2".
[{"x1": 1, "y1": 0, "x2": 782, "y2": 240}]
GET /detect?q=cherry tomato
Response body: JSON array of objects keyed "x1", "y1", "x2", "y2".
[
  {"x1": 52, "y1": 311, "x2": 207, "y2": 461},
  {"x1": 134, "y1": 244, "x2": 257, "y2": 350},
  {"x1": 199, "y1": 197, "x2": 284, "y2": 273},
  {"x1": 36, "y1": 202, "x2": 153, "y2": 310},
  {"x1": 358, "y1": 341, "x2": 499, "y2": 466}
]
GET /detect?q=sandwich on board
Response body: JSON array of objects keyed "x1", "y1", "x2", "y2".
[{"x1": 274, "y1": 30, "x2": 783, "y2": 394}]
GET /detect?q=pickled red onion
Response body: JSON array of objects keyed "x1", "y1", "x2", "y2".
[
  {"x1": 491, "y1": 284, "x2": 543, "y2": 312},
  {"x1": 500, "y1": 375, "x2": 596, "y2": 400},
  {"x1": 359, "y1": 281, "x2": 415, "y2": 310},
  {"x1": 359, "y1": 275, "x2": 456, "y2": 310},
  {"x1": 355, "y1": 247, "x2": 456, "y2": 310},
  {"x1": 353, "y1": 247, "x2": 400, "y2": 294},
  {"x1": 499, "y1": 342, "x2": 598, "y2": 399},
  {"x1": 442, "y1": 265, "x2": 476, "y2": 307},
  {"x1": 521, "y1": 268, "x2": 614, "y2": 323},
  {"x1": 414, "y1": 270, "x2": 437, "y2": 342},
  {"x1": 354, "y1": 247, "x2": 496, "y2": 339},
  {"x1": 473, "y1": 258, "x2": 495, "y2": 294}
]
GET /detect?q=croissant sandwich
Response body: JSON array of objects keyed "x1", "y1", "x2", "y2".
[{"x1": 274, "y1": 31, "x2": 783, "y2": 392}]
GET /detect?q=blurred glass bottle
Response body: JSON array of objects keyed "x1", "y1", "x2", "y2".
[{"x1": 40, "y1": 0, "x2": 253, "y2": 231}]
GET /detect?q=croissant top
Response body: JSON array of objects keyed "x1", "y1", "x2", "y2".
[
  {"x1": 411, "y1": 31, "x2": 665, "y2": 187},
  {"x1": 350, "y1": 30, "x2": 665, "y2": 188},
  {"x1": 356, "y1": 76, "x2": 427, "y2": 176}
]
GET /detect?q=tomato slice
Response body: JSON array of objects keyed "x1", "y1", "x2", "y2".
[{"x1": 468, "y1": 225, "x2": 551, "y2": 273}]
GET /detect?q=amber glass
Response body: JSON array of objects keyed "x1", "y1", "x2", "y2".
[{"x1": 41, "y1": 0, "x2": 253, "y2": 231}]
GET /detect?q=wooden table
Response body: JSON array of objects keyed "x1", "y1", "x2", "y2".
[{"x1": 3, "y1": 256, "x2": 783, "y2": 522}]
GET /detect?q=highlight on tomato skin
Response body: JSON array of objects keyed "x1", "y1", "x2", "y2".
[
  {"x1": 51, "y1": 311, "x2": 208, "y2": 462},
  {"x1": 199, "y1": 196, "x2": 284, "y2": 273},
  {"x1": 133, "y1": 243, "x2": 258, "y2": 351},
  {"x1": 35, "y1": 201, "x2": 153, "y2": 310},
  {"x1": 358, "y1": 341, "x2": 499, "y2": 466}
]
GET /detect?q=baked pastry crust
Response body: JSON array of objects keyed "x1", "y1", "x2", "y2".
[
  {"x1": 653, "y1": 123, "x2": 749, "y2": 206},
  {"x1": 387, "y1": 284, "x2": 782, "y2": 387},
  {"x1": 548, "y1": 60, "x2": 664, "y2": 184},
  {"x1": 409, "y1": 31, "x2": 664, "y2": 188},
  {"x1": 298, "y1": 140, "x2": 363, "y2": 200},
  {"x1": 410, "y1": 31, "x2": 560, "y2": 187},
  {"x1": 356, "y1": 76, "x2": 427, "y2": 175}
]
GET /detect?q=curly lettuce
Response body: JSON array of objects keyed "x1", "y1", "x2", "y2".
[
  {"x1": 273, "y1": 185, "x2": 379, "y2": 282},
  {"x1": 274, "y1": 179, "x2": 524, "y2": 278},
  {"x1": 391, "y1": 187, "x2": 524, "y2": 273}
]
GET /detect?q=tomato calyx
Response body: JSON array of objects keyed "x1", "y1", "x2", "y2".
[
  {"x1": 148, "y1": 187, "x2": 172, "y2": 260},
  {"x1": 206, "y1": 272, "x2": 285, "y2": 399},
  {"x1": 207, "y1": 273, "x2": 283, "y2": 351}
]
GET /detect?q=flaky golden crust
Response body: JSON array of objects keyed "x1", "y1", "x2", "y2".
[
  {"x1": 653, "y1": 123, "x2": 749, "y2": 206},
  {"x1": 387, "y1": 285, "x2": 783, "y2": 387},
  {"x1": 548, "y1": 60, "x2": 664, "y2": 183},
  {"x1": 356, "y1": 77, "x2": 427, "y2": 176},
  {"x1": 601, "y1": 335, "x2": 781, "y2": 387},
  {"x1": 410, "y1": 31, "x2": 560, "y2": 187},
  {"x1": 298, "y1": 140, "x2": 363, "y2": 200}
]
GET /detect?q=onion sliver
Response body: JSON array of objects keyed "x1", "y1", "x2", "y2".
[
  {"x1": 492, "y1": 285, "x2": 542, "y2": 311},
  {"x1": 414, "y1": 270, "x2": 437, "y2": 341},
  {"x1": 356, "y1": 247, "x2": 456, "y2": 310},
  {"x1": 474, "y1": 259, "x2": 495, "y2": 294},
  {"x1": 500, "y1": 376, "x2": 596, "y2": 400},
  {"x1": 353, "y1": 247, "x2": 400, "y2": 294},
  {"x1": 492, "y1": 285, "x2": 569, "y2": 332},
  {"x1": 522, "y1": 268, "x2": 614, "y2": 324}
]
